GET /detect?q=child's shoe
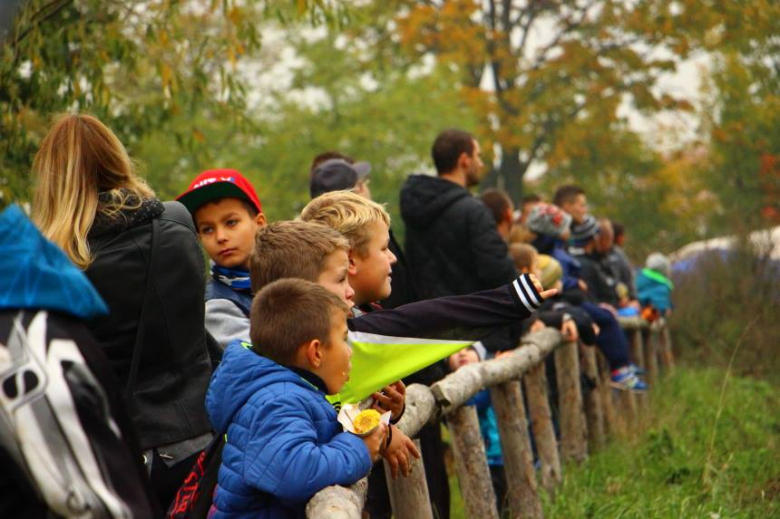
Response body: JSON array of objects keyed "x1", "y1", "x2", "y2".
[
  {"x1": 610, "y1": 367, "x2": 648, "y2": 393},
  {"x1": 629, "y1": 363, "x2": 646, "y2": 376}
]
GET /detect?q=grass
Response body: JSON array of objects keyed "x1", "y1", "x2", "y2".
[{"x1": 447, "y1": 368, "x2": 780, "y2": 519}]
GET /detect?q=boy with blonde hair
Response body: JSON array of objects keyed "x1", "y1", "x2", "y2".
[
  {"x1": 299, "y1": 191, "x2": 557, "y2": 519},
  {"x1": 301, "y1": 191, "x2": 396, "y2": 307}
]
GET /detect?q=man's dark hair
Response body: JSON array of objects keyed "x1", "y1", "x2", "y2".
[
  {"x1": 480, "y1": 189, "x2": 513, "y2": 225},
  {"x1": 310, "y1": 151, "x2": 355, "y2": 173},
  {"x1": 520, "y1": 193, "x2": 541, "y2": 205},
  {"x1": 432, "y1": 129, "x2": 475, "y2": 174},
  {"x1": 250, "y1": 278, "x2": 349, "y2": 366},
  {"x1": 552, "y1": 185, "x2": 585, "y2": 208}
]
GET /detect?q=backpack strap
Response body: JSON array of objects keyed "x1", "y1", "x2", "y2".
[{"x1": 125, "y1": 217, "x2": 159, "y2": 395}]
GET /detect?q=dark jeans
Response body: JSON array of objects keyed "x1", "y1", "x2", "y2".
[{"x1": 580, "y1": 301, "x2": 630, "y2": 370}]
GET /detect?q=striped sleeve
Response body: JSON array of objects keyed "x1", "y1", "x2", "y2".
[{"x1": 509, "y1": 274, "x2": 543, "y2": 313}]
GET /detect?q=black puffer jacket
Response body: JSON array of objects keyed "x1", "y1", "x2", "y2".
[
  {"x1": 400, "y1": 174, "x2": 516, "y2": 299},
  {"x1": 86, "y1": 199, "x2": 213, "y2": 450}
]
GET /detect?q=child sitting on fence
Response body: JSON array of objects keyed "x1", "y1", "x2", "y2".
[
  {"x1": 447, "y1": 344, "x2": 509, "y2": 516},
  {"x1": 636, "y1": 252, "x2": 674, "y2": 319},
  {"x1": 176, "y1": 169, "x2": 266, "y2": 350},
  {"x1": 205, "y1": 278, "x2": 386, "y2": 519}
]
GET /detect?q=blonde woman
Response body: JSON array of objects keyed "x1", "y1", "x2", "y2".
[{"x1": 32, "y1": 114, "x2": 214, "y2": 509}]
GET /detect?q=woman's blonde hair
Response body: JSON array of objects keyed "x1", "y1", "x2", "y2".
[
  {"x1": 300, "y1": 191, "x2": 390, "y2": 258},
  {"x1": 32, "y1": 114, "x2": 154, "y2": 269}
]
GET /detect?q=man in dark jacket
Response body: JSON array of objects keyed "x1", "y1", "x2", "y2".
[
  {"x1": 400, "y1": 129, "x2": 517, "y2": 300},
  {"x1": 399, "y1": 129, "x2": 517, "y2": 519}
]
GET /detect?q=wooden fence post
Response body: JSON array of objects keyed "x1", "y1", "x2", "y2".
[
  {"x1": 618, "y1": 388, "x2": 638, "y2": 428},
  {"x1": 449, "y1": 405, "x2": 500, "y2": 519},
  {"x1": 643, "y1": 329, "x2": 659, "y2": 387},
  {"x1": 658, "y1": 324, "x2": 675, "y2": 373},
  {"x1": 581, "y1": 346, "x2": 606, "y2": 450},
  {"x1": 628, "y1": 330, "x2": 649, "y2": 411},
  {"x1": 523, "y1": 363, "x2": 561, "y2": 495},
  {"x1": 596, "y1": 351, "x2": 619, "y2": 436},
  {"x1": 385, "y1": 439, "x2": 433, "y2": 519},
  {"x1": 554, "y1": 340, "x2": 588, "y2": 463},
  {"x1": 491, "y1": 381, "x2": 543, "y2": 519},
  {"x1": 629, "y1": 329, "x2": 645, "y2": 371}
]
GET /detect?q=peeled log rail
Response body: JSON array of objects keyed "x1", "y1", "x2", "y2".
[
  {"x1": 491, "y1": 381, "x2": 543, "y2": 519},
  {"x1": 523, "y1": 363, "x2": 561, "y2": 495},
  {"x1": 307, "y1": 322, "x2": 672, "y2": 519},
  {"x1": 431, "y1": 328, "x2": 561, "y2": 415},
  {"x1": 385, "y1": 439, "x2": 433, "y2": 519},
  {"x1": 305, "y1": 478, "x2": 368, "y2": 519},
  {"x1": 449, "y1": 405, "x2": 500, "y2": 519}
]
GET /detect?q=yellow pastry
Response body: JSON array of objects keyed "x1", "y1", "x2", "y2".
[{"x1": 353, "y1": 409, "x2": 381, "y2": 434}]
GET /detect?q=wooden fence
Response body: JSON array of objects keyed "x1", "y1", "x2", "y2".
[{"x1": 307, "y1": 317, "x2": 674, "y2": 519}]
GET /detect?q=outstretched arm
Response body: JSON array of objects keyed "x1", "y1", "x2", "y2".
[{"x1": 350, "y1": 273, "x2": 556, "y2": 341}]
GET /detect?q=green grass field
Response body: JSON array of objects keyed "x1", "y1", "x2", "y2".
[{"x1": 448, "y1": 368, "x2": 780, "y2": 519}]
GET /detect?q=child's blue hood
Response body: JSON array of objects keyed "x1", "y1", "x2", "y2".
[
  {"x1": 0, "y1": 205, "x2": 107, "y2": 319},
  {"x1": 206, "y1": 341, "x2": 316, "y2": 433}
]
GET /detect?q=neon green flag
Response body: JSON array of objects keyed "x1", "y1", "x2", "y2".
[{"x1": 333, "y1": 331, "x2": 473, "y2": 404}]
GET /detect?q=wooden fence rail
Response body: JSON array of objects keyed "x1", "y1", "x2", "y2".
[{"x1": 307, "y1": 319, "x2": 673, "y2": 519}]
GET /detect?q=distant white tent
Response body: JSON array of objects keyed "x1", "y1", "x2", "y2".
[{"x1": 671, "y1": 226, "x2": 780, "y2": 263}]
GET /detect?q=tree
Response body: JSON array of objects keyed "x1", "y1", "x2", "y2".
[
  {"x1": 0, "y1": 0, "x2": 338, "y2": 207},
  {"x1": 383, "y1": 0, "x2": 707, "y2": 201}
]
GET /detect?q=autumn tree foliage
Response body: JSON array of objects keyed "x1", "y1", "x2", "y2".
[
  {"x1": 0, "y1": 0, "x2": 338, "y2": 206},
  {"x1": 390, "y1": 0, "x2": 706, "y2": 200}
]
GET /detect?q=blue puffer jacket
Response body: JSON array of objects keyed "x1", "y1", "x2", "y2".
[{"x1": 206, "y1": 342, "x2": 372, "y2": 519}]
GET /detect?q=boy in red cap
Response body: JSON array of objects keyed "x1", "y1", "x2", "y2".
[{"x1": 177, "y1": 169, "x2": 266, "y2": 350}]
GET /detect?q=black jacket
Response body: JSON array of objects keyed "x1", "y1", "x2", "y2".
[
  {"x1": 570, "y1": 250, "x2": 619, "y2": 307},
  {"x1": 400, "y1": 175, "x2": 517, "y2": 299},
  {"x1": 86, "y1": 200, "x2": 213, "y2": 450}
]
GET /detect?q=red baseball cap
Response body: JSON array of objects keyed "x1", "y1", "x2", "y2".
[{"x1": 176, "y1": 169, "x2": 262, "y2": 214}]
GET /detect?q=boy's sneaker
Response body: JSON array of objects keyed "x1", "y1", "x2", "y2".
[
  {"x1": 629, "y1": 363, "x2": 646, "y2": 376},
  {"x1": 610, "y1": 367, "x2": 648, "y2": 393}
]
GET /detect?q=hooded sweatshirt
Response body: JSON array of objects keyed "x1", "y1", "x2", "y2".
[
  {"x1": 400, "y1": 174, "x2": 517, "y2": 300},
  {"x1": 205, "y1": 342, "x2": 372, "y2": 519}
]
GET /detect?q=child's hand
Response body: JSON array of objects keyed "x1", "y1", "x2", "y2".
[
  {"x1": 528, "y1": 273, "x2": 557, "y2": 300},
  {"x1": 361, "y1": 422, "x2": 388, "y2": 463},
  {"x1": 561, "y1": 318, "x2": 578, "y2": 342},
  {"x1": 529, "y1": 319, "x2": 546, "y2": 333},
  {"x1": 382, "y1": 426, "x2": 421, "y2": 479},
  {"x1": 372, "y1": 381, "x2": 406, "y2": 421}
]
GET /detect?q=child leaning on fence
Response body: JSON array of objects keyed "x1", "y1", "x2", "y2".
[{"x1": 205, "y1": 279, "x2": 387, "y2": 519}]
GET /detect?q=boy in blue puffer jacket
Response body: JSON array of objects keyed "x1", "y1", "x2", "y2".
[{"x1": 205, "y1": 278, "x2": 387, "y2": 519}]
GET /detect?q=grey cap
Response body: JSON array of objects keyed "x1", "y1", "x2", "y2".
[{"x1": 309, "y1": 158, "x2": 371, "y2": 199}]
